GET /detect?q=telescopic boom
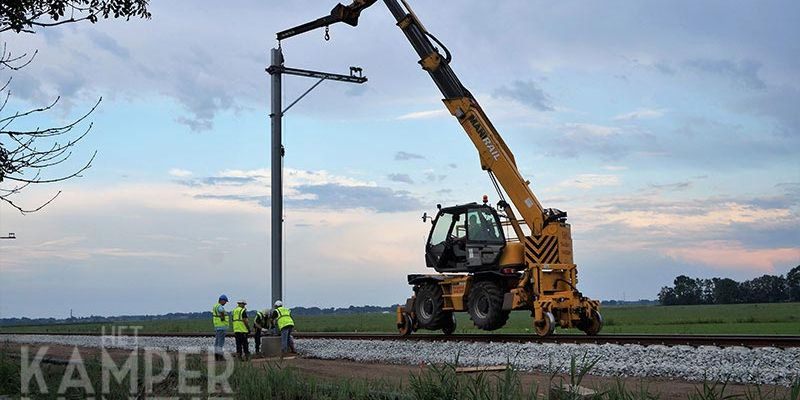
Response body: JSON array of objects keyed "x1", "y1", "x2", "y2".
[{"x1": 278, "y1": 0, "x2": 550, "y2": 235}]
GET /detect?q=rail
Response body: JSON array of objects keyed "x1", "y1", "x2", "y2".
[{"x1": 2, "y1": 332, "x2": 798, "y2": 348}]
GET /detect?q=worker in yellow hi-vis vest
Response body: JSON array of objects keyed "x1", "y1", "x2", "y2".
[
  {"x1": 271, "y1": 300, "x2": 296, "y2": 354},
  {"x1": 232, "y1": 299, "x2": 250, "y2": 360},
  {"x1": 212, "y1": 294, "x2": 229, "y2": 361}
]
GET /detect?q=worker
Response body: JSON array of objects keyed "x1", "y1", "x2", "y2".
[
  {"x1": 265, "y1": 307, "x2": 277, "y2": 335},
  {"x1": 468, "y1": 213, "x2": 497, "y2": 241},
  {"x1": 212, "y1": 294, "x2": 229, "y2": 361},
  {"x1": 232, "y1": 299, "x2": 250, "y2": 360},
  {"x1": 253, "y1": 308, "x2": 269, "y2": 353},
  {"x1": 272, "y1": 300, "x2": 296, "y2": 354}
]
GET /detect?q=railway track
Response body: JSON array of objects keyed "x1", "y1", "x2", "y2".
[
  {"x1": 297, "y1": 333, "x2": 800, "y2": 348},
  {"x1": 2, "y1": 332, "x2": 799, "y2": 348}
]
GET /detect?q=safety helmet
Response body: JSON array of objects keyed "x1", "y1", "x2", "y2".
[
  {"x1": 219, "y1": 294, "x2": 228, "y2": 301},
  {"x1": 274, "y1": 300, "x2": 283, "y2": 307}
]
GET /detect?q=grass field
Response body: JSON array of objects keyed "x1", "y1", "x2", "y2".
[{"x1": 1, "y1": 303, "x2": 798, "y2": 335}]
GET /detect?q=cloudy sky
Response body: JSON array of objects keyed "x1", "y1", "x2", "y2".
[{"x1": 1, "y1": 1, "x2": 798, "y2": 318}]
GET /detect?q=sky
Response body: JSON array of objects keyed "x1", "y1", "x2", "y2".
[{"x1": 0, "y1": 1, "x2": 798, "y2": 318}]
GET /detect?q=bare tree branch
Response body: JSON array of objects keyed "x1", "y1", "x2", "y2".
[
  {"x1": 0, "y1": 43, "x2": 37, "y2": 70},
  {"x1": 0, "y1": 1, "x2": 151, "y2": 214},
  {"x1": 0, "y1": 189, "x2": 61, "y2": 214},
  {"x1": 0, "y1": 46, "x2": 99, "y2": 213}
]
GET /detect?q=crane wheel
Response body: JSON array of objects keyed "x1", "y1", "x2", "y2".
[
  {"x1": 414, "y1": 282, "x2": 449, "y2": 329},
  {"x1": 581, "y1": 309, "x2": 603, "y2": 336},
  {"x1": 534, "y1": 311, "x2": 556, "y2": 337},
  {"x1": 467, "y1": 280, "x2": 509, "y2": 330},
  {"x1": 398, "y1": 313, "x2": 413, "y2": 337},
  {"x1": 442, "y1": 313, "x2": 456, "y2": 335}
]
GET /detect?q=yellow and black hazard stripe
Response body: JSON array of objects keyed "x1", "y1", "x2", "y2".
[{"x1": 524, "y1": 235, "x2": 560, "y2": 264}]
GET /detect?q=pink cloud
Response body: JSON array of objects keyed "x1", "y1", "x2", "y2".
[{"x1": 665, "y1": 241, "x2": 800, "y2": 272}]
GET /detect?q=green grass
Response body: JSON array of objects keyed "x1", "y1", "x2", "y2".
[{"x1": 2, "y1": 303, "x2": 799, "y2": 335}]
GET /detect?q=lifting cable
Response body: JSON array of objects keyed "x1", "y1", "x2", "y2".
[
  {"x1": 488, "y1": 171, "x2": 514, "y2": 239},
  {"x1": 487, "y1": 171, "x2": 506, "y2": 205}
]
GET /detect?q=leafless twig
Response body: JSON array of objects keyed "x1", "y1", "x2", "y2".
[{"x1": 0, "y1": 44, "x2": 98, "y2": 213}]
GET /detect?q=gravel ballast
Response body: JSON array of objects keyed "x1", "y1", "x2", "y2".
[{"x1": 2, "y1": 335, "x2": 799, "y2": 386}]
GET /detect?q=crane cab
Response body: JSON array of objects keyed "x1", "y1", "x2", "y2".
[{"x1": 425, "y1": 203, "x2": 505, "y2": 273}]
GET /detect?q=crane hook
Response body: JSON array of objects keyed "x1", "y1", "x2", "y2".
[{"x1": 324, "y1": 26, "x2": 330, "y2": 41}]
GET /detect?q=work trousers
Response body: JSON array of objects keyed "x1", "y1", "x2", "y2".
[
  {"x1": 214, "y1": 329, "x2": 226, "y2": 355},
  {"x1": 254, "y1": 329, "x2": 262, "y2": 353},
  {"x1": 234, "y1": 332, "x2": 249, "y2": 356},
  {"x1": 280, "y1": 326, "x2": 295, "y2": 353}
]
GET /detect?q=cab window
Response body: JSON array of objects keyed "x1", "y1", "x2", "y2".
[
  {"x1": 452, "y1": 213, "x2": 467, "y2": 240},
  {"x1": 467, "y1": 209, "x2": 503, "y2": 242},
  {"x1": 429, "y1": 213, "x2": 453, "y2": 246}
]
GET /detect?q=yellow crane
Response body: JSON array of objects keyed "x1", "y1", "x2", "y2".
[{"x1": 278, "y1": 0, "x2": 602, "y2": 337}]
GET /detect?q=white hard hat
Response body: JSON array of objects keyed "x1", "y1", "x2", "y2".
[
  {"x1": 274, "y1": 300, "x2": 283, "y2": 307},
  {"x1": 237, "y1": 299, "x2": 247, "y2": 304},
  {"x1": 261, "y1": 309, "x2": 269, "y2": 315}
]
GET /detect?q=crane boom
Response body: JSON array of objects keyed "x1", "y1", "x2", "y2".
[
  {"x1": 276, "y1": 0, "x2": 549, "y2": 235},
  {"x1": 382, "y1": 0, "x2": 547, "y2": 235}
]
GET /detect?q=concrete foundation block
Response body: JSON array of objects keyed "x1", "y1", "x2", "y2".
[{"x1": 260, "y1": 336, "x2": 282, "y2": 358}]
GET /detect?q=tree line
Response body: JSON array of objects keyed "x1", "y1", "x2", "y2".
[
  {"x1": 658, "y1": 265, "x2": 800, "y2": 305},
  {"x1": 0, "y1": 305, "x2": 400, "y2": 326}
]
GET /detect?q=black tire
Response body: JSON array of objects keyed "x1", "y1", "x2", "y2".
[
  {"x1": 442, "y1": 313, "x2": 456, "y2": 335},
  {"x1": 581, "y1": 309, "x2": 603, "y2": 336},
  {"x1": 534, "y1": 311, "x2": 556, "y2": 337},
  {"x1": 414, "y1": 283, "x2": 449, "y2": 330},
  {"x1": 467, "y1": 280, "x2": 510, "y2": 330},
  {"x1": 398, "y1": 313, "x2": 413, "y2": 337}
]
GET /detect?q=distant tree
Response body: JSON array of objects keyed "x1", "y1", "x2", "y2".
[
  {"x1": 659, "y1": 269, "x2": 797, "y2": 306},
  {"x1": 657, "y1": 286, "x2": 677, "y2": 306},
  {"x1": 672, "y1": 275, "x2": 702, "y2": 305},
  {"x1": 711, "y1": 277, "x2": 740, "y2": 304},
  {"x1": 698, "y1": 278, "x2": 714, "y2": 304},
  {"x1": 1, "y1": 1, "x2": 150, "y2": 213},
  {"x1": 738, "y1": 279, "x2": 755, "y2": 303},
  {"x1": 741, "y1": 275, "x2": 788, "y2": 303},
  {"x1": 763, "y1": 275, "x2": 789, "y2": 303},
  {"x1": 788, "y1": 266, "x2": 800, "y2": 302}
]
